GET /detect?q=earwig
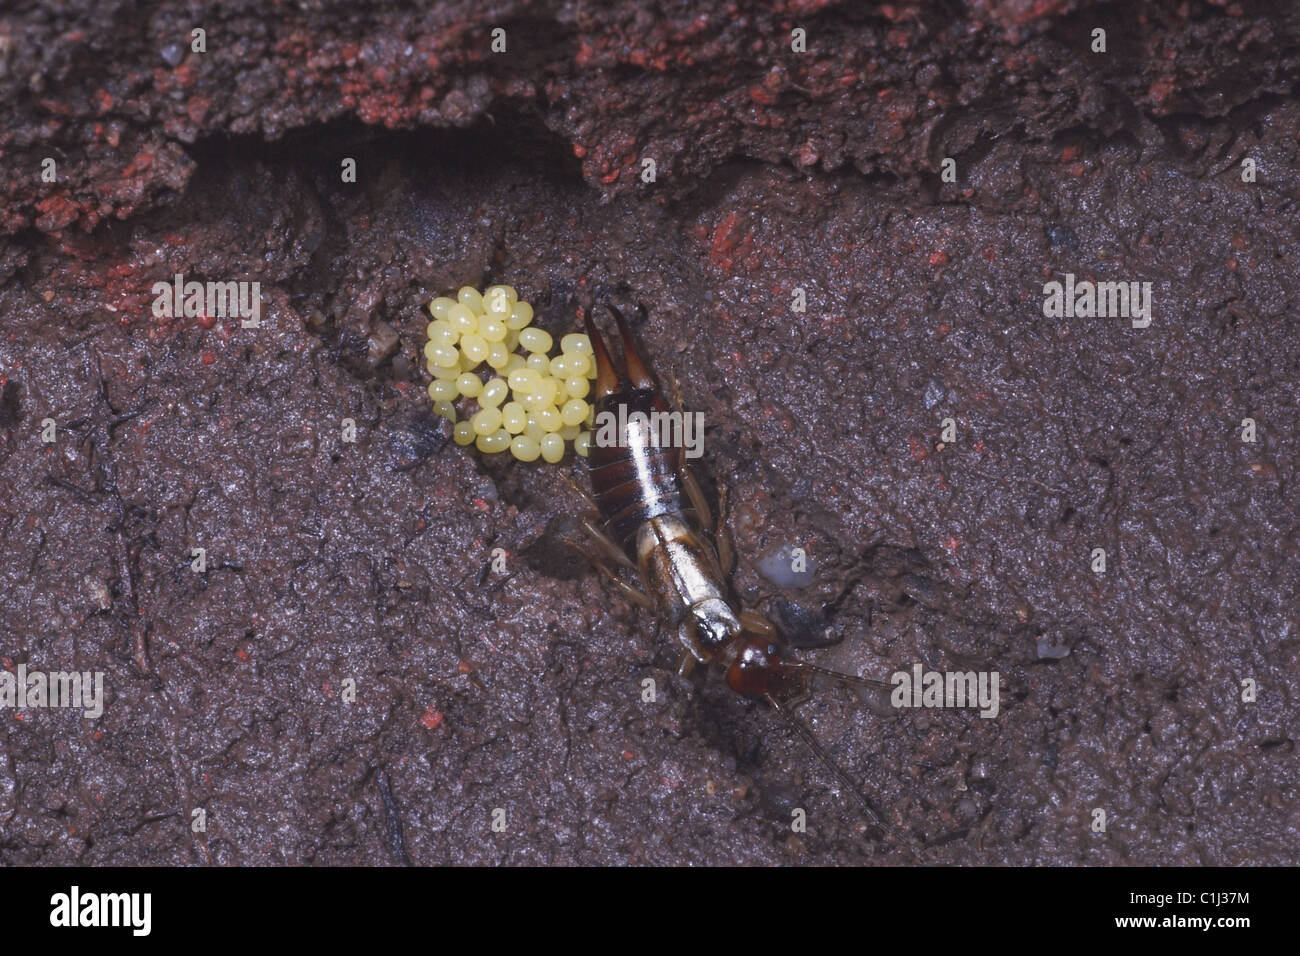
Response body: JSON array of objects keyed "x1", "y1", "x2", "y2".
[{"x1": 580, "y1": 304, "x2": 912, "y2": 850}]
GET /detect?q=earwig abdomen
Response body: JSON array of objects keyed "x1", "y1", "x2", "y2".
[
  {"x1": 586, "y1": 386, "x2": 693, "y2": 551},
  {"x1": 584, "y1": 307, "x2": 743, "y2": 663}
]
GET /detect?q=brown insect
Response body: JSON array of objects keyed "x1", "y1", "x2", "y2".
[{"x1": 576, "y1": 304, "x2": 912, "y2": 851}]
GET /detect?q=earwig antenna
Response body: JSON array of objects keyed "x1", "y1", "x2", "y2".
[
  {"x1": 762, "y1": 692, "x2": 918, "y2": 859},
  {"x1": 781, "y1": 660, "x2": 968, "y2": 707},
  {"x1": 779, "y1": 660, "x2": 896, "y2": 694}
]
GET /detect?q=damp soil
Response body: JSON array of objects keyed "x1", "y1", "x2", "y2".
[{"x1": 1, "y1": 1, "x2": 1297, "y2": 865}]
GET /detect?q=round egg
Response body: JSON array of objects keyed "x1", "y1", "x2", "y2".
[
  {"x1": 486, "y1": 341, "x2": 511, "y2": 370},
  {"x1": 456, "y1": 373, "x2": 483, "y2": 398},
  {"x1": 565, "y1": 352, "x2": 591, "y2": 377},
  {"x1": 506, "y1": 302, "x2": 534, "y2": 330},
  {"x1": 429, "y1": 297, "x2": 457, "y2": 319},
  {"x1": 428, "y1": 379, "x2": 459, "y2": 402},
  {"x1": 472, "y1": 407, "x2": 504, "y2": 435},
  {"x1": 518, "y1": 328, "x2": 553, "y2": 354},
  {"x1": 479, "y1": 316, "x2": 508, "y2": 342},
  {"x1": 457, "y1": 286, "x2": 484, "y2": 313},
  {"x1": 427, "y1": 344, "x2": 460, "y2": 369},
  {"x1": 448, "y1": 304, "x2": 478, "y2": 335},
  {"x1": 540, "y1": 433, "x2": 565, "y2": 463},
  {"x1": 507, "y1": 368, "x2": 542, "y2": 394},
  {"x1": 479, "y1": 377, "x2": 509, "y2": 408},
  {"x1": 560, "y1": 333, "x2": 591, "y2": 355},
  {"x1": 560, "y1": 399, "x2": 590, "y2": 427},
  {"x1": 476, "y1": 429, "x2": 511, "y2": 454},
  {"x1": 536, "y1": 407, "x2": 563, "y2": 433},
  {"x1": 484, "y1": 286, "x2": 515, "y2": 316},
  {"x1": 426, "y1": 321, "x2": 458, "y2": 346},
  {"x1": 502, "y1": 402, "x2": 527, "y2": 434},
  {"x1": 510, "y1": 435, "x2": 541, "y2": 462},
  {"x1": 524, "y1": 416, "x2": 545, "y2": 444},
  {"x1": 461, "y1": 333, "x2": 489, "y2": 365}
]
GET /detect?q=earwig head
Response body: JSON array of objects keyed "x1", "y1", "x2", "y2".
[
  {"x1": 726, "y1": 635, "x2": 799, "y2": 701},
  {"x1": 584, "y1": 303, "x2": 657, "y2": 401}
]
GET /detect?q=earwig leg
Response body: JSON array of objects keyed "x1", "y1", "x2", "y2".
[
  {"x1": 592, "y1": 559, "x2": 655, "y2": 610},
  {"x1": 558, "y1": 529, "x2": 651, "y2": 607},
  {"x1": 559, "y1": 459, "x2": 639, "y2": 571},
  {"x1": 715, "y1": 483, "x2": 736, "y2": 573},
  {"x1": 666, "y1": 371, "x2": 687, "y2": 415},
  {"x1": 679, "y1": 463, "x2": 715, "y2": 534},
  {"x1": 677, "y1": 653, "x2": 696, "y2": 678},
  {"x1": 558, "y1": 469, "x2": 599, "y2": 511},
  {"x1": 579, "y1": 515, "x2": 638, "y2": 570},
  {"x1": 612, "y1": 576, "x2": 655, "y2": 611},
  {"x1": 665, "y1": 364, "x2": 727, "y2": 553},
  {"x1": 664, "y1": 367, "x2": 720, "y2": 531},
  {"x1": 740, "y1": 609, "x2": 776, "y2": 637},
  {"x1": 675, "y1": 621, "x2": 712, "y2": 666}
]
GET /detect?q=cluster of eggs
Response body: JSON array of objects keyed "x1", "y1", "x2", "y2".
[{"x1": 424, "y1": 285, "x2": 596, "y2": 462}]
